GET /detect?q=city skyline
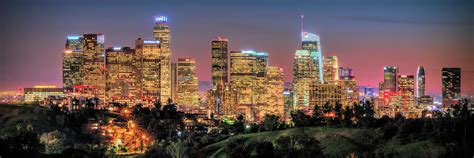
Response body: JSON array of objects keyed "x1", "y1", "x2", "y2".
[{"x1": 1, "y1": 0, "x2": 473, "y2": 95}]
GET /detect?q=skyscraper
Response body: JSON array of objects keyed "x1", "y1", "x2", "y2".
[
  {"x1": 416, "y1": 66, "x2": 425, "y2": 98},
  {"x1": 323, "y1": 56, "x2": 339, "y2": 84},
  {"x1": 105, "y1": 47, "x2": 136, "y2": 104},
  {"x1": 338, "y1": 67, "x2": 358, "y2": 106},
  {"x1": 265, "y1": 66, "x2": 285, "y2": 116},
  {"x1": 135, "y1": 38, "x2": 161, "y2": 102},
  {"x1": 176, "y1": 58, "x2": 199, "y2": 106},
  {"x1": 301, "y1": 32, "x2": 323, "y2": 83},
  {"x1": 63, "y1": 35, "x2": 83, "y2": 91},
  {"x1": 397, "y1": 75, "x2": 415, "y2": 108},
  {"x1": 82, "y1": 33, "x2": 106, "y2": 101},
  {"x1": 383, "y1": 66, "x2": 399, "y2": 93},
  {"x1": 153, "y1": 16, "x2": 172, "y2": 104},
  {"x1": 292, "y1": 50, "x2": 317, "y2": 109},
  {"x1": 230, "y1": 50, "x2": 258, "y2": 105},
  {"x1": 442, "y1": 68, "x2": 461, "y2": 106},
  {"x1": 211, "y1": 37, "x2": 229, "y2": 87},
  {"x1": 171, "y1": 62, "x2": 178, "y2": 102}
]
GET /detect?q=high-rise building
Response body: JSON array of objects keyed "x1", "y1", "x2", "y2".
[
  {"x1": 397, "y1": 75, "x2": 415, "y2": 108},
  {"x1": 153, "y1": 16, "x2": 172, "y2": 104},
  {"x1": 264, "y1": 66, "x2": 285, "y2": 116},
  {"x1": 211, "y1": 37, "x2": 229, "y2": 86},
  {"x1": 24, "y1": 86, "x2": 65, "y2": 103},
  {"x1": 301, "y1": 32, "x2": 323, "y2": 83},
  {"x1": 338, "y1": 67, "x2": 358, "y2": 106},
  {"x1": 292, "y1": 50, "x2": 320, "y2": 109},
  {"x1": 176, "y1": 58, "x2": 199, "y2": 106},
  {"x1": 442, "y1": 68, "x2": 461, "y2": 107},
  {"x1": 135, "y1": 38, "x2": 161, "y2": 102},
  {"x1": 105, "y1": 47, "x2": 136, "y2": 104},
  {"x1": 82, "y1": 33, "x2": 106, "y2": 102},
  {"x1": 171, "y1": 62, "x2": 178, "y2": 102},
  {"x1": 383, "y1": 66, "x2": 399, "y2": 93},
  {"x1": 416, "y1": 66, "x2": 425, "y2": 98},
  {"x1": 63, "y1": 36, "x2": 84, "y2": 91},
  {"x1": 230, "y1": 50, "x2": 266, "y2": 105},
  {"x1": 323, "y1": 56, "x2": 339, "y2": 84}
]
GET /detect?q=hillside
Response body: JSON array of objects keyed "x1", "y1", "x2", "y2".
[{"x1": 201, "y1": 127, "x2": 445, "y2": 157}]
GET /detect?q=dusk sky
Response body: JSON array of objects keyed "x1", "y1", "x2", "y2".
[{"x1": 0, "y1": 0, "x2": 473, "y2": 95}]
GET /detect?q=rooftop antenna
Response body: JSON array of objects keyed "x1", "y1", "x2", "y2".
[{"x1": 300, "y1": 14, "x2": 304, "y2": 33}]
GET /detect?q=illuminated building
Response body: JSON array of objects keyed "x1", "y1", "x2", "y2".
[
  {"x1": 135, "y1": 38, "x2": 161, "y2": 102},
  {"x1": 397, "y1": 75, "x2": 415, "y2": 109},
  {"x1": 383, "y1": 66, "x2": 399, "y2": 93},
  {"x1": 230, "y1": 50, "x2": 268, "y2": 105},
  {"x1": 301, "y1": 32, "x2": 324, "y2": 83},
  {"x1": 153, "y1": 16, "x2": 172, "y2": 104},
  {"x1": 211, "y1": 37, "x2": 229, "y2": 86},
  {"x1": 292, "y1": 50, "x2": 320, "y2": 109},
  {"x1": 63, "y1": 35, "x2": 84, "y2": 91},
  {"x1": 82, "y1": 33, "x2": 106, "y2": 102},
  {"x1": 442, "y1": 68, "x2": 461, "y2": 107},
  {"x1": 416, "y1": 66, "x2": 425, "y2": 98},
  {"x1": 171, "y1": 63, "x2": 178, "y2": 102},
  {"x1": 207, "y1": 83, "x2": 238, "y2": 115},
  {"x1": 283, "y1": 88, "x2": 293, "y2": 119},
  {"x1": 24, "y1": 86, "x2": 65, "y2": 103},
  {"x1": 105, "y1": 47, "x2": 136, "y2": 104},
  {"x1": 309, "y1": 83, "x2": 344, "y2": 107},
  {"x1": 176, "y1": 58, "x2": 199, "y2": 106},
  {"x1": 338, "y1": 67, "x2": 358, "y2": 106},
  {"x1": 323, "y1": 56, "x2": 339, "y2": 84},
  {"x1": 264, "y1": 66, "x2": 284, "y2": 116}
]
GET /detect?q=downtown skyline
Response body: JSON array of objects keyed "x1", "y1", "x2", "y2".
[{"x1": 1, "y1": 0, "x2": 473, "y2": 95}]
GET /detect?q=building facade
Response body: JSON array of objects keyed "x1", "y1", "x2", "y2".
[
  {"x1": 211, "y1": 37, "x2": 229, "y2": 87},
  {"x1": 82, "y1": 33, "x2": 106, "y2": 101},
  {"x1": 323, "y1": 56, "x2": 339, "y2": 84},
  {"x1": 153, "y1": 16, "x2": 172, "y2": 104},
  {"x1": 135, "y1": 38, "x2": 161, "y2": 103},
  {"x1": 105, "y1": 47, "x2": 136, "y2": 104},
  {"x1": 63, "y1": 35, "x2": 84, "y2": 91},
  {"x1": 416, "y1": 66, "x2": 425, "y2": 98},
  {"x1": 442, "y1": 68, "x2": 461, "y2": 107},
  {"x1": 383, "y1": 66, "x2": 399, "y2": 93},
  {"x1": 176, "y1": 58, "x2": 199, "y2": 106}
]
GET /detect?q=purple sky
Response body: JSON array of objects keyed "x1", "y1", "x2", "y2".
[{"x1": 0, "y1": 0, "x2": 473, "y2": 95}]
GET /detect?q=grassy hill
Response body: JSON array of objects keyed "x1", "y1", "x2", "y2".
[
  {"x1": 0, "y1": 104, "x2": 56, "y2": 136},
  {"x1": 201, "y1": 127, "x2": 445, "y2": 157}
]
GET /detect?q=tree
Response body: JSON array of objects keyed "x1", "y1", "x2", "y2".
[
  {"x1": 255, "y1": 141, "x2": 275, "y2": 157},
  {"x1": 154, "y1": 101, "x2": 162, "y2": 110},
  {"x1": 263, "y1": 114, "x2": 279, "y2": 131},
  {"x1": 342, "y1": 105, "x2": 353, "y2": 127},
  {"x1": 290, "y1": 110, "x2": 310, "y2": 127},
  {"x1": 312, "y1": 105, "x2": 324, "y2": 126},
  {"x1": 332, "y1": 102, "x2": 343, "y2": 126},
  {"x1": 167, "y1": 139, "x2": 188, "y2": 158},
  {"x1": 39, "y1": 130, "x2": 70, "y2": 154}
]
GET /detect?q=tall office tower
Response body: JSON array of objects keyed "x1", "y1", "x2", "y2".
[
  {"x1": 171, "y1": 63, "x2": 178, "y2": 102},
  {"x1": 230, "y1": 50, "x2": 258, "y2": 105},
  {"x1": 416, "y1": 66, "x2": 425, "y2": 98},
  {"x1": 301, "y1": 32, "x2": 324, "y2": 83},
  {"x1": 82, "y1": 33, "x2": 106, "y2": 102},
  {"x1": 211, "y1": 37, "x2": 229, "y2": 87},
  {"x1": 252, "y1": 51, "x2": 269, "y2": 104},
  {"x1": 153, "y1": 16, "x2": 172, "y2": 104},
  {"x1": 442, "y1": 68, "x2": 461, "y2": 107},
  {"x1": 397, "y1": 75, "x2": 415, "y2": 108},
  {"x1": 292, "y1": 50, "x2": 318, "y2": 109},
  {"x1": 338, "y1": 67, "x2": 358, "y2": 106},
  {"x1": 105, "y1": 47, "x2": 136, "y2": 104},
  {"x1": 176, "y1": 58, "x2": 199, "y2": 106},
  {"x1": 265, "y1": 66, "x2": 285, "y2": 116},
  {"x1": 207, "y1": 83, "x2": 238, "y2": 115},
  {"x1": 135, "y1": 38, "x2": 161, "y2": 102},
  {"x1": 323, "y1": 56, "x2": 339, "y2": 84},
  {"x1": 63, "y1": 36, "x2": 84, "y2": 91},
  {"x1": 383, "y1": 66, "x2": 399, "y2": 93}
]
